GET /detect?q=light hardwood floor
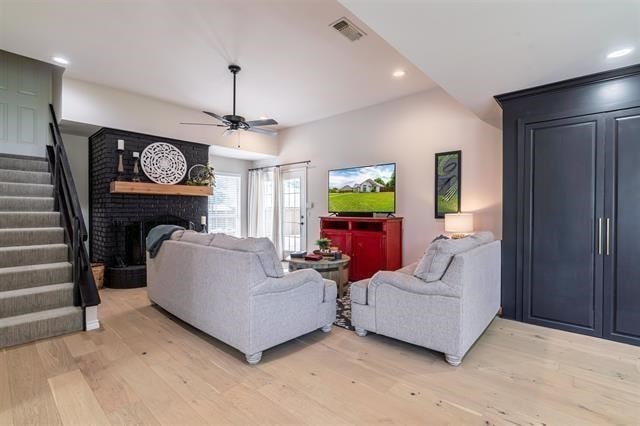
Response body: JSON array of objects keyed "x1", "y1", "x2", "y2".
[{"x1": 2, "y1": 287, "x2": 640, "y2": 425}]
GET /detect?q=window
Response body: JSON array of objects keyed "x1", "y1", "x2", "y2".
[{"x1": 208, "y1": 173, "x2": 241, "y2": 237}]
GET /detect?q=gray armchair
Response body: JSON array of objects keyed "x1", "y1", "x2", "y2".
[
  {"x1": 147, "y1": 231, "x2": 337, "y2": 364},
  {"x1": 351, "y1": 239, "x2": 500, "y2": 366}
]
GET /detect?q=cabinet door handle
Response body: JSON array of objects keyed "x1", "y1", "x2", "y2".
[
  {"x1": 606, "y1": 218, "x2": 611, "y2": 256},
  {"x1": 598, "y1": 218, "x2": 603, "y2": 255}
]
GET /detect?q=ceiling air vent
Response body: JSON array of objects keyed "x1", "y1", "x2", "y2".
[{"x1": 331, "y1": 17, "x2": 366, "y2": 42}]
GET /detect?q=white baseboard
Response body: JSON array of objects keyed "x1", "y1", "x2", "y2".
[{"x1": 85, "y1": 305, "x2": 100, "y2": 331}]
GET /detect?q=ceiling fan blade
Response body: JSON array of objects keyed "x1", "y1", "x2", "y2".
[
  {"x1": 203, "y1": 111, "x2": 230, "y2": 124},
  {"x1": 246, "y1": 127, "x2": 278, "y2": 136},
  {"x1": 245, "y1": 118, "x2": 278, "y2": 127},
  {"x1": 222, "y1": 128, "x2": 236, "y2": 137},
  {"x1": 180, "y1": 122, "x2": 227, "y2": 127}
]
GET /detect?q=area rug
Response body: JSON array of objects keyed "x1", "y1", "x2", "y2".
[{"x1": 334, "y1": 283, "x2": 354, "y2": 330}]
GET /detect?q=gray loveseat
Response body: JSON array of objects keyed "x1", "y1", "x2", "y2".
[
  {"x1": 351, "y1": 233, "x2": 500, "y2": 366},
  {"x1": 147, "y1": 230, "x2": 337, "y2": 364}
]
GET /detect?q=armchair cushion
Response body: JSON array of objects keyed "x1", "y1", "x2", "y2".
[{"x1": 414, "y1": 232, "x2": 494, "y2": 282}]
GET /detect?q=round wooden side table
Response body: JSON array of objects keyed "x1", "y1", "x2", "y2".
[{"x1": 286, "y1": 255, "x2": 350, "y2": 297}]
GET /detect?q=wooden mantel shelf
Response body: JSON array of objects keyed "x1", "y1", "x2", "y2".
[{"x1": 109, "y1": 181, "x2": 213, "y2": 197}]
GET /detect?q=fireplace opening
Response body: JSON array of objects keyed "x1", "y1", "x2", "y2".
[
  {"x1": 125, "y1": 222, "x2": 144, "y2": 266},
  {"x1": 108, "y1": 215, "x2": 194, "y2": 288}
]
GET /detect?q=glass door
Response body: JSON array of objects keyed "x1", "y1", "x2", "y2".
[{"x1": 280, "y1": 167, "x2": 307, "y2": 258}]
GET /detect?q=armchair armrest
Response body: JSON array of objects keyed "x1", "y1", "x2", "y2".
[
  {"x1": 251, "y1": 268, "x2": 323, "y2": 296},
  {"x1": 367, "y1": 271, "x2": 460, "y2": 306},
  {"x1": 322, "y1": 279, "x2": 337, "y2": 303}
]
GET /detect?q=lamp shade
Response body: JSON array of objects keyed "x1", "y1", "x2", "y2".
[{"x1": 444, "y1": 213, "x2": 474, "y2": 233}]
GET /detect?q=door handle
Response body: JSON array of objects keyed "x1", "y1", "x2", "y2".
[
  {"x1": 606, "y1": 218, "x2": 611, "y2": 256},
  {"x1": 598, "y1": 218, "x2": 603, "y2": 255}
]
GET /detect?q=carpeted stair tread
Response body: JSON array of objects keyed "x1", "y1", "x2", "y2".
[
  {"x1": 0, "y1": 156, "x2": 49, "y2": 173},
  {"x1": 0, "y1": 181, "x2": 54, "y2": 197},
  {"x1": 0, "y1": 169, "x2": 51, "y2": 184},
  {"x1": 0, "y1": 212, "x2": 60, "y2": 228},
  {"x1": 0, "y1": 283, "x2": 74, "y2": 319},
  {"x1": 0, "y1": 227, "x2": 64, "y2": 247},
  {"x1": 0, "y1": 243, "x2": 68, "y2": 268},
  {"x1": 0, "y1": 262, "x2": 72, "y2": 292},
  {"x1": 0, "y1": 196, "x2": 55, "y2": 212},
  {"x1": 0, "y1": 306, "x2": 83, "y2": 348},
  {"x1": 0, "y1": 152, "x2": 84, "y2": 348}
]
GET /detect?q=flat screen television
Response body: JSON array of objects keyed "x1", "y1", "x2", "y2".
[{"x1": 328, "y1": 163, "x2": 396, "y2": 214}]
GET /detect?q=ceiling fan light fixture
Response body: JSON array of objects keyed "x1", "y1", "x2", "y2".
[{"x1": 181, "y1": 64, "x2": 278, "y2": 137}]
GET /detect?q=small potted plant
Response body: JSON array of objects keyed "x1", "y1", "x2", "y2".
[{"x1": 315, "y1": 237, "x2": 332, "y2": 255}]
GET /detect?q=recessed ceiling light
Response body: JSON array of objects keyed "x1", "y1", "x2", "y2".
[
  {"x1": 392, "y1": 69, "x2": 406, "y2": 78},
  {"x1": 259, "y1": 116, "x2": 268, "y2": 120},
  {"x1": 607, "y1": 47, "x2": 633, "y2": 59},
  {"x1": 52, "y1": 56, "x2": 70, "y2": 65}
]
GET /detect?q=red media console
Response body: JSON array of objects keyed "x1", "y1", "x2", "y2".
[{"x1": 320, "y1": 216, "x2": 403, "y2": 282}]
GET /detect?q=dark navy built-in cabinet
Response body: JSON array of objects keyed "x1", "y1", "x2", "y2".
[{"x1": 496, "y1": 65, "x2": 640, "y2": 346}]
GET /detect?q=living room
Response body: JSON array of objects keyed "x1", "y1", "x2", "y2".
[{"x1": 1, "y1": 0, "x2": 639, "y2": 424}]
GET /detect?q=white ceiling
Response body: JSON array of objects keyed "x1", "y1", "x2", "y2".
[
  {"x1": 0, "y1": 0, "x2": 434, "y2": 129},
  {"x1": 340, "y1": 0, "x2": 640, "y2": 127}
]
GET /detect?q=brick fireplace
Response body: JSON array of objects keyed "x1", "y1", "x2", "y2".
[{"x1": 89, "y1": 128, "x2": 209, "y2": 287}]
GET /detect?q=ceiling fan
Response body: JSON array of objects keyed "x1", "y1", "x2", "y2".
[{"x1": 181, "y1": 64, "x2": 278, "y2": 137}]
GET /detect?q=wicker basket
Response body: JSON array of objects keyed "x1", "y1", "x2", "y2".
[{"x1": 91, "y1": 263, "x2": 105, "y2": 289}]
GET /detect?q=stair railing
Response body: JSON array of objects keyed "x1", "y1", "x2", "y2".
[{"x1": 47, "y1": 104, "x2": 100, "y2": 312}]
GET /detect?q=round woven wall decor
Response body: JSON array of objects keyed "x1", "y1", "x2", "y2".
[{"x1": 140, "y1": 142, "x2": 187, "y2": 185}]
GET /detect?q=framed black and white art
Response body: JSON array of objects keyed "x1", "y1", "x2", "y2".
[{"x1": 435, "y1": 150, "x2": 461, "y2": 218}]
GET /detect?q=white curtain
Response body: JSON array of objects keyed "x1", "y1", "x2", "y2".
[
  {"x1": 272, "y1": 167, "x2": 282, "y2": 257},
  {"x1": 247, "y1": 169, "x2": 261, "y2": 237},
  {"x1": 248, "y1": 167, "x2": 282, "y2": 258}
]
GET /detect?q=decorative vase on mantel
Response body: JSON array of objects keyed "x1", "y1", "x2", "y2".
[
  {"x1": 116, "y1": 139, "x2": 126, "y2": 181},
  {"x1": 132, "y1": 151, "x2": 141, "y2": 182}
]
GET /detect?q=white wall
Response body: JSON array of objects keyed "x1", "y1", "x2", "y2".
[
  {"x1": 61, "y1": 77, "x2": 278, "y2": 159},
  {"x1": 257, "y1": 88, "x2": 502, "y2": 264},
  {"x1": 209, "y1": 154, "x2": 250, "y2": 237}
]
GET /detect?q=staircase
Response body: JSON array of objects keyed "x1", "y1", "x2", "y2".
[{"x1": 0, "y1": 154, "x2": 83, "y2": 347}]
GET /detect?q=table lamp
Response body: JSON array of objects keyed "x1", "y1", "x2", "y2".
[{"x1": 444, "y1": 212, "x2": 474, "y2": 239}]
